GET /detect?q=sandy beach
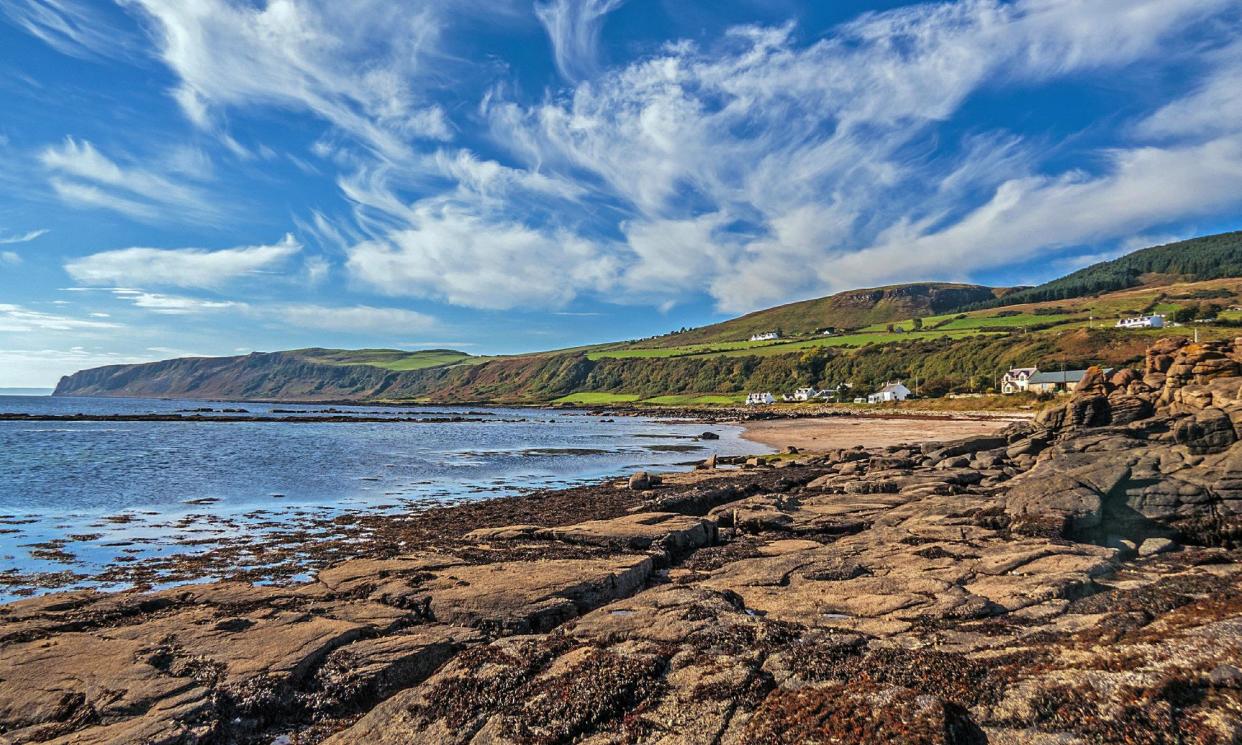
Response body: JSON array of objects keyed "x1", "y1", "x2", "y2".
[{"x1": 739, "y1": 413, "x2": 1025, "y2": 452}]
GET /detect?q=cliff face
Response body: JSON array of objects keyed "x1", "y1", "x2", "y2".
[
  {"x1": 52, "y1": 350, "x2": 597, "y2": 403},
  {"x1": 53, "y1": 352, "x2": 401, "y2": 401}
]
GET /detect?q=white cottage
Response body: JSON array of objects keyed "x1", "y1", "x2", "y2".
[
  {"x1": 746, "y1": 392, "x2": 776, "y2": 405},
  {"x1": 868, "y1": 381, "x2": 912, "y2": 404},
  {"x1": 749, "y1": 331, "x2": 780, "y2": 342},
  {"x1": 1115, "y1": 315, "x2": 1164, "y2": 329},
  {"x1": 1001, "y1": 367, "x2": 1039, "y2": 394},
  {"x1": 793, "y1": 387, "x2": 819, "y2": 401}
]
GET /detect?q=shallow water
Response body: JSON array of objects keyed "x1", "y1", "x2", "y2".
[{"x1": 0, "y1": 395, "x2": 761, "y2": 599}]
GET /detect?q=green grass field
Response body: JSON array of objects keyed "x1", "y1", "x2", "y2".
[
  {"x1": 552, "y1": 392, "x2": 641, "y2": 404},
  {"x1": 639, "y1": 394, "x2": 747, "y2": 405},
  {"x1": 300, "y1": 348, "x2": 482, "y2": 371}
]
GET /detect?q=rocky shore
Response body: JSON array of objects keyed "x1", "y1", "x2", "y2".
[{"x1": 3, "y1": 337, "x2": 1242, "y2": 744}]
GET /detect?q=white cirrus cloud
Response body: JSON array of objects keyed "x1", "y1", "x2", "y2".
[
  {"x1": 97, "y1": 287, "x2": 438, "y2": 332},
  {"x1": 480, "y1": 0, "x2": 1242, "y2": 312},
  {"x1": 345, "y1": 202, "x2": 618, "y2": 310},
  {"x1": 1, "y1": 251, "x2": 21, "y2": 266},
  {"x1": 0, "y1": 303, "x2": 121, "y2": 332},
  {"x1": 0, "y1": 228, "x2": 48, "y2": 244},
  {"x1": 0, "y1": 0, "x2": 138, "y2": 59},
  {"x1": 267, "y1": 304, "x2": 436, "y2": 333},
  {"x1": 535, "y1": 0, "x2": 625, "y2": 82},
  {"x1": 109, "y1": 289, "x2": 242, "y2": 315},
  {"x1": 0, "y1": 347, "x2": 159, "y2": 388},
  {"x1": 64, "y1": 234, "x2": 302, "y2": 289},
  {"x1": 40, "y1": 137, "x2": 218, "y2": 222},
  {"x1": 121, "y1": 0, "x2": 460, "y2": 158}
]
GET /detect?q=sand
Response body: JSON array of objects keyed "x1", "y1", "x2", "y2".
[{"x1": 741, "y1": 414, "x2": 1023, "y2": 452}]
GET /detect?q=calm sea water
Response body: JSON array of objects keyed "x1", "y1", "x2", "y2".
[{"x1": 0, "y1": 395, "x2": 762, "y2": 599}]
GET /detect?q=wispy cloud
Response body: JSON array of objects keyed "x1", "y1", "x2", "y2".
[
  {"x1": 64, "y1": 234, "x2": 302, "y2": 289},
  {"x1": 479, "y1": 0, "x2": 1242, "y2": 312},
  {"x1": 84, "y1": 286, "x2": 437, "y2": 332},
  {"x1": 122, "y1": 0, "x2": 456, "y2": 159},
  {"x1": 0, "y1": 0, "x2": 137, "y2": 59},
  {"x1": 40, "y1": 137, "x2": 219, "y2": 223},
  {"x1": 0, "y1": 346, "x2": 159, "y2": 388},
  {"x1": 0, "y1": 251, "x2": 20, "y2": 266},
  {"x1": 0, "y1": 228, "x2": 48, "y2": 244},
  {"x1": 346, "y1": 202, "x2": 617, "y2": 309},
  {"x1": 267, "y1": 304, "x2": 436, "y2": 333},
  {"x1": 535, "y1": 0, "x2": 625, "y2": 82},
  {"x1": 0, "y1": 303, "x2": 120, "y2": 332},
  {"x1": 109, "y1": 290, "x2": 241, "y2": 315},
  {"x1": 9, "y1": 0, "x2": 1242, "y2": 326}
]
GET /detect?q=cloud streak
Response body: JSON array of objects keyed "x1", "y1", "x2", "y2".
[
  {"x1": 64, "y1": 235, "x2": 302, "y2": 289},
  {"x1": 40, "y1": 137, "x2": 219, "y2": 223},
  {"x1": 535, "y1": 0, "x2": 625, "y2": 82},
  {"x1": 0, "y1": 229, "x2": 48, "y2": 244}
]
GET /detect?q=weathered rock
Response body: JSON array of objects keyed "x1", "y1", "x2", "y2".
[
  {"x1": 1174, "y1": 407, "x2": 1237, "y2": 454},
  {"x1": 1005, "y1": 470, "x2": 1105, "y2": 538},
  {"x1": 1074, "y1": 365, "x2": 1110, "y2": 395},
  {"x1": 922, "y1": 434, "x2": 1009, "y2": 461},
  {"x1": 1106, "y1": 391, "x2": 1153, "y2": 424},
  {"x1": 1138, "y1": 536, "x2": 1178, "y2": 556},
  {"x1": 628, "y1": 471, "x2": 656, "y2": 490}
]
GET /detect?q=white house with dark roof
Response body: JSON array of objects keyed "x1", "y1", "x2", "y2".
[
  {"x1": 746, "y1": 392, "x2": 776, "y2": 405},
  {"x1": 1115, "y1": 315, "x2": 1164, "y2": 329},
  {"x1": 1026, "y1": 369, "x2": 1107, "y2": 394},
  {"x1": 868, "y1": 381, "x2": 911, "y2": 403},
  {"x1": 1001, "y1": 367, "x2": 1039, "y2": 394}
]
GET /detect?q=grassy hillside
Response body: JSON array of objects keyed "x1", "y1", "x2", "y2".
[
  {"x1": 296, "y1": 348, "x2": 484, "y2": 371},
  {"x1": 981, "y1": 231, "x2": 1242, "y2": 308},
  {"x1": 631, "y1": 282, "x2": 1001, "y2": 348}
]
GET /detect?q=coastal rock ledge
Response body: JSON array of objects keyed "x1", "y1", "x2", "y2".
[{"x1": 4, "y1": 337, "x2": 1242, "y2": 744}]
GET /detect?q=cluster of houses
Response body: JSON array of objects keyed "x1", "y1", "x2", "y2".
[
  {"x1": 1000, "y1": 367, "x2": 1104, "y2": 395},
  {"x1": 746, "y1": 381, "x2": 912, "y2": 406},
  {"x1": 746, "y1": 365, "x2": 1099, "y2": 405}
]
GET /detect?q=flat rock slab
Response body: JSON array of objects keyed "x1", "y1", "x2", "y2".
[
  {"x1": 418, "y1": 556, "x2": 655, "y2": 634},
  {"x1": 468, "y1": 512, "x2": 718, "y2": 556},
  {"x1": 0, "y1": 633, "x2": 214, "y2": 745}
]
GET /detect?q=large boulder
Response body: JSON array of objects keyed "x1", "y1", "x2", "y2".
[
  {"x1": 1074, "y1": 366, "x2": 1110, "y2": 396},
  {"x1": 1106, "y1": 392, "x2": 1154, "y2": 425},
  {"x1": 1174, "y1": 407, "x2": 1237, "y2": 454},
  {"x1": 1005, "y1": 470, "x2": 1105, "y2": 538}
]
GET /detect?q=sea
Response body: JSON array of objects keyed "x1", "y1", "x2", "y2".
[{"x1": 0, "y1": 395, "x2": 763, "y2": 601}]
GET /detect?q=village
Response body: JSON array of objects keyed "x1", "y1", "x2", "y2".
[{"x1": 741, "y1": 313, "x2": 1176, "y2": 405}]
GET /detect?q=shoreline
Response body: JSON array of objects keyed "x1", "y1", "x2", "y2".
[
  {"x1": 738, "y1": 414, "x2": 1020, "y2": 452},
  {"x1": 4, "y1": 339, "x2": 1240, "y2": 744},
  {"x1": 0, "y1": 413, "x2": 1022, "y2": 599}
]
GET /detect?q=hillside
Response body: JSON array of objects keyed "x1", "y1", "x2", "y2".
[
  {"x1": 982, "y1": 231, "x2": 1242, "y2": 308},
  {"x1": 53, "y1": 231, "x2": 1242, "y2": 405},
  {"x1": 634, "y1": 282, "x2": 1002, "y2": 348}
]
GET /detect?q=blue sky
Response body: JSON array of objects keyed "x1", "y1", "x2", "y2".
[{"x1": 1, "y1": 0, "x2": 1241, "y2": 387}]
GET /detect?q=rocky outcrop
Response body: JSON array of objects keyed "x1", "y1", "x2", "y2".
[{"x1": 6, "y1": 337, "x2": 1242, "y2": 743}]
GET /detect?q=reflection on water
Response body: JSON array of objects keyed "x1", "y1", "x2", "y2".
[{"x1": 0, "y1": 395, "x2": 761, "y2": 599}]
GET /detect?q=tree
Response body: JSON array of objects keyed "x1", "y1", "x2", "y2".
[
  {"x1": 1172, "y1": 305, "x2": 1199, "y2": 323},
  {"x1": 911, "y1": 317, "x2": 923, "y2": 330}
]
